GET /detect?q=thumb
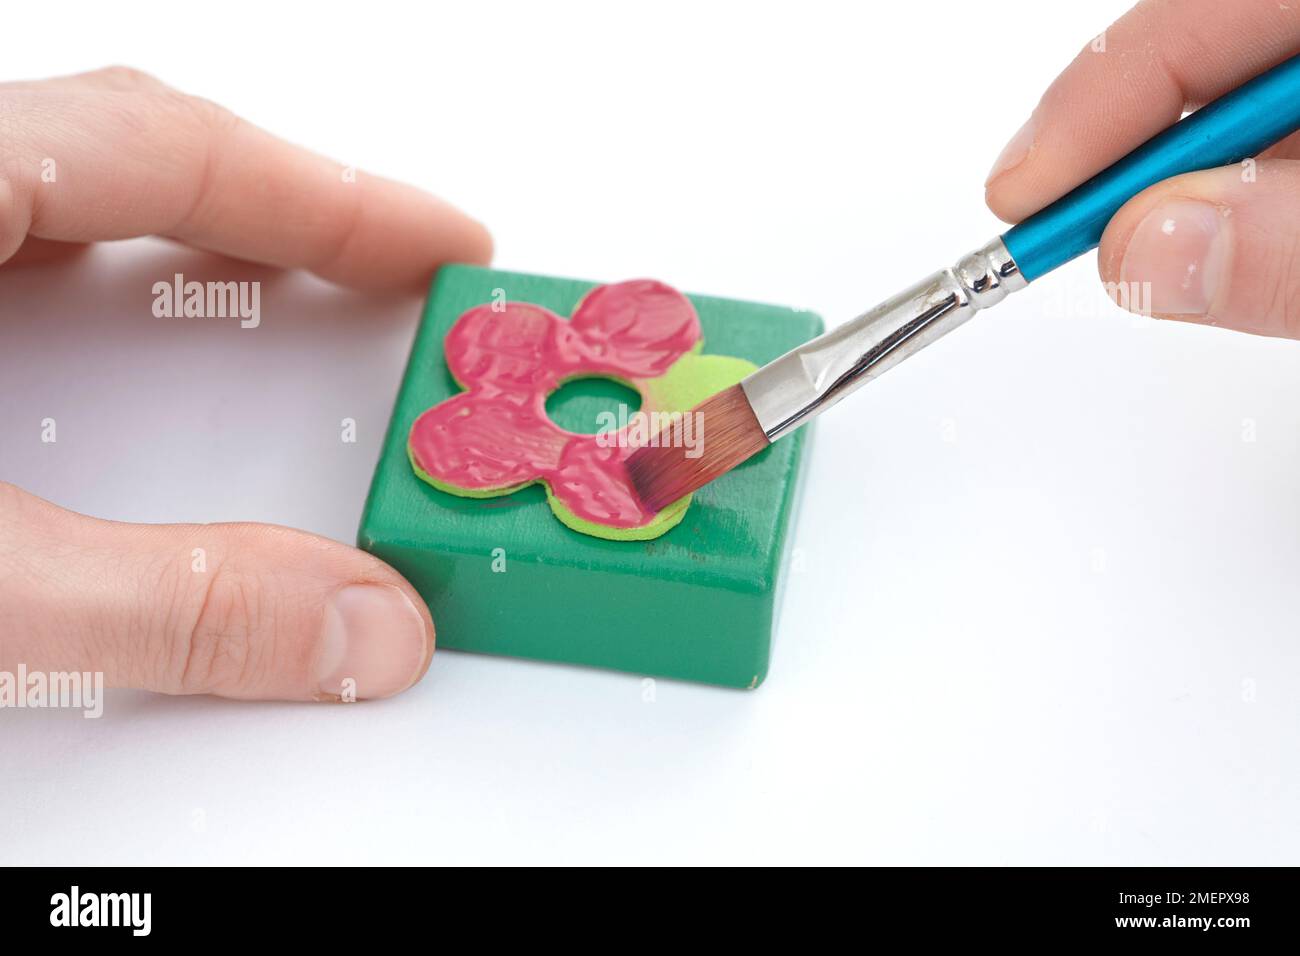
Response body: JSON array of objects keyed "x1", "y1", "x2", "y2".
[
  {"x1": 0, "y1": 483, "x2": 434, "y2": 701},
  {"x1": 1097, "y1": 159, "x2": 1300, "y2": 339}
]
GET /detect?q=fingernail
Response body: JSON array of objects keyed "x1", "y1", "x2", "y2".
[
  {"x1": 317, "y1": 584, "x2": 430, "y2": 699},
  {"x1": 985, "y1": 115, "x2": 1037, "y2": 185},
  {"x1": 1119, "y1": 199, "x2": 1230, "y2": 316}
]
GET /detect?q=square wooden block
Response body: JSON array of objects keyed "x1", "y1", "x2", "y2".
[{"x1": 359, "y1": 265, "x2": 821, "y2": 688}]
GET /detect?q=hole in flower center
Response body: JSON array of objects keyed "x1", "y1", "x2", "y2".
[{"x1": 545, "y1": 377, "x2": 642, "y2": 435}]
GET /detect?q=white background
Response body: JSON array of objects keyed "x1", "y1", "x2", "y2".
[{"x1": 3, "y1": 0, "x2": 1298, "y2": 865}]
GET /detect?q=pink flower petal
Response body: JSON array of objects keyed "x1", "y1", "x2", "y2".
[
  {"x1": 445, "y1": 303, "x2": 584, "y2": 391},
  {"x1": 569, "y1": 280, "x2": 701, "y2": 378},
  {"x1": 548, "y1": 437, "x2": 653, "y2": 527},
  {"x1": 410, "y1": 391, "x2": 567, "y2": 492}
]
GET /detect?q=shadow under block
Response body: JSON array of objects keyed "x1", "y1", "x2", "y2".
[{"x1": 358, "y1": 265, "x2": 823, "y2": 688}]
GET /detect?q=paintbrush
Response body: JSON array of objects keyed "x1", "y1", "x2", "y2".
[{"x1": 628, "y1": 52, "x2": 1300, "y2": 512}]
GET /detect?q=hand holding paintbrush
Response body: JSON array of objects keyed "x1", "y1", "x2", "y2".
[{"x1": 630, "y1": 1, "x2": 1300, "y2": 509}]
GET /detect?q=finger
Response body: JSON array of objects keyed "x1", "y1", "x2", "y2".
[
  {"x1": 0, "y1": 483, "x2": 435, "y2": 701},
  {"x1": 2, "y1": 236, "x2": 90, "y2": 268},
  {"x1": 1257, "y1": 129, "x2": 1300, "y2": 162},
  {"x1": 1097, "y1": 159, "x2": 1300, "y2": 338},
  {"x1": 0, "y1": 66, "x2": 492, "y2": 291},
  {"x1": 985, "y1": 0, "x2": 1300, "y2": 222}
]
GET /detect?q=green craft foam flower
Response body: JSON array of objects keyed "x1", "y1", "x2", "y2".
[{"x1": 407, "y1": 280, "x2": 757, "y2": 541}]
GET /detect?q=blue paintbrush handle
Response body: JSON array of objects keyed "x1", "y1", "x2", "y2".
[{"x1": 1002, "y1": 52, "x2": 1300, "y2": 282}]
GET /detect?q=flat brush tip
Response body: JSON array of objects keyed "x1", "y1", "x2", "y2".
[{"x1": 626, "y1": 384, "x2": 770, "y2": 512}]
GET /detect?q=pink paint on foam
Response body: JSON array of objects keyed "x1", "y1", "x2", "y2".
[{"x1": 408, "y1": 281, "x2": 701, "y2": 528}]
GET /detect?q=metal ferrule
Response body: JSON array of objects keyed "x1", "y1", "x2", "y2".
[{"x1": 741, "y1": 236, "x2": 1026, "y2": 441}]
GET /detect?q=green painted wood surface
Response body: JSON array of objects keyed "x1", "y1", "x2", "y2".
[{"x1": 358, "y1": 265, "x2": 822, "y2": 688}]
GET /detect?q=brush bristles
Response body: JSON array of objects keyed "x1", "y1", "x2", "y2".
[{"x1": 626, "y1": 384, "x2": 771, "y2": 512}]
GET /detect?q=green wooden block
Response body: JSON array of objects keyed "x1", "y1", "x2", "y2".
[{"x1": 358, "y1": 265, "x2": 822, "y2": 688}]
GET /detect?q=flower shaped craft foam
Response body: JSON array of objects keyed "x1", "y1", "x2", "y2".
[{"x1": 408, "y1": 280, "x2": 757, "y2": 540}]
